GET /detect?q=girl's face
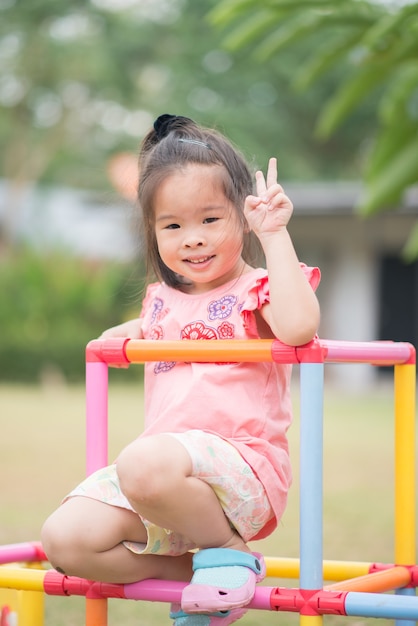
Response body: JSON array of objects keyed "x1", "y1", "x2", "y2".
[{"x1": 154, "y1": 164, "x2": 248, "y2": 294}]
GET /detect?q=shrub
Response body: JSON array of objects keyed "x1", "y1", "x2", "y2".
[{"x1": 0, "y1": 250, "x2": 145, "y2": 382}]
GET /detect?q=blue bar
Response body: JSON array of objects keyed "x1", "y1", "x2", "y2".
[
  {"x1": 346, "y1": 591, "x2": 418, "y2": 620},
  {"x1": 395, "y1": 587, "x2": 417, "y2": 626},
  {"x1": 299, "y1": 362, "x2": 324, "y2": 590}
]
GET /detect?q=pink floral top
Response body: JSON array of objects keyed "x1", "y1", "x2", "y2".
[{"x1": 138, "y1": 266, "x2": 320, "y2": 539}]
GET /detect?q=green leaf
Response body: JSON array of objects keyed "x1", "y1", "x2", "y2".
[
  {"x1": 209, "y1": 0, "x2": 263, "y2": 27},
  {"x1": 379, "y1": 63, "x2": 418, "y2": 125},
  {"x1": 315, "y1": 62, "x2": 389, "y2": 137},
  {"x1": 361, "y1": 3, "x2": 418, "y2": 53},
  {"x1": 402, "y1": 221, "x2": 418, "y2": 262},
  {"x1": 255, "y1": 16, "x2": 318, "y2": 61},
  {"x1": 221, "y1": 11, "x2": 277, "y2": 51},
  {"x1": 365, "y1": 119, "x2": 417, "y2": 181},
  {"x1": 255, "y1": 8, "x2": 377, "y2": 61},
  {"x1": 294, "y1": 30, "x2": 367, "y2": 91},
  {"x1": 357, "y1": 134, "x2": 418, "y2": 215}
]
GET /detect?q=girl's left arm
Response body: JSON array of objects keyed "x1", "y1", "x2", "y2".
[{"x1": 244, "y1": 158, "x2": 320, "y2": 346}]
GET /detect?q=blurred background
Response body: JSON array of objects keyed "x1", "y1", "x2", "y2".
[
  {"x1": 1, "y1": 0, "x2": 417, "y2": 387},
  {"x1": 1, "y1": 3, "x2": 417, "y2": 623}
]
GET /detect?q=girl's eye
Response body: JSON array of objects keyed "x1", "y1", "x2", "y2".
[
  {"x1": 203, "y1": 217, "x2": 219, "y2": 224},
  {"x1": 166, "y1": 223, "x2": 180, "y2": 230}
]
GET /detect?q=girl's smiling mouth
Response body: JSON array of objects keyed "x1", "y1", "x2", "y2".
[{"x1": 185, "y1": 255, "x2": 215, "y2": 265}]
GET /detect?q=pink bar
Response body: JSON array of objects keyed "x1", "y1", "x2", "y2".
[
  {"x1": 123, "y1": 579, "x2": 273, "y2": 610},
  {"x1": 124, "y1": 579, "x2": 186, "y2": 602},
  {"x1": 321, "y1": 340, "x2": 415, "y2": 365},
  {"x1": 85, "y1": 361, "x2": 108, "y2": 475},
  {"x1": 0, "y1": 542, "x2": 45, "y2": 565},
  {"x1": 250, "y1": 585, "x2": 274, "y2": 610},
  {"x1": 86, "y1": 338, "x2": 130, "y2": 365}
]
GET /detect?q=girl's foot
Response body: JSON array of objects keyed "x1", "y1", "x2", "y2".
[
  {"x1": 170, "y1": 603, "x2": 247, "y2": 625},
  {"x1": 181, "y1": 548, "x2": 265, "y2": 614}
]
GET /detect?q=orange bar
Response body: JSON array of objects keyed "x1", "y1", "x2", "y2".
[
  {"x1": 86, "y1": 597, "x2": 107, "y2": 626},
  {"x1": 125, "y1": 339, "x2": 275, "y2": 363},
  {"x1": 325, "y1": 566, "x2": 411, "y2": 593}
]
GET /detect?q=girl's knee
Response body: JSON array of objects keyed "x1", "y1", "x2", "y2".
[
  {"x1": 41, "y1": 510, "x2": 80, "y2": 573},
  {"x1": 116, "y1": 435, "x2": 190, "y2": 505},
  {"x1": 117, "y1": 442, "x2": 162, "y2": 504},
  {"x1": 41, "y1": 499, "x2": 97, "y2": 573}
]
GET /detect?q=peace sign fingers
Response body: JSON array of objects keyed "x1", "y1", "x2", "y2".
[
  {"x1": 245, "y1": 156, "x2": 293, "y2": 235},
  {"x1": 266, "y1": 157, "x2": 278, "y2": 189},
  {"x1": 255, "y1": 157, "x2": 278, "y2": 198}
]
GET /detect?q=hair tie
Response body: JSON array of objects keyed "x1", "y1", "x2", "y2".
[
  {"x1": 153, "y1": 113, "x2": 195, "y2": 141},
  {"x1": 153, "y1": 114, "x2": 177, "y2": 140}
]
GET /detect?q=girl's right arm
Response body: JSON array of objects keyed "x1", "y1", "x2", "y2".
[{"x1": 99, "y1": 318, "x2": 144, "y2": 339}]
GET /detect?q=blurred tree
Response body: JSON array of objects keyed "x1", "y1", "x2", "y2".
[
  {"x1": 1, "y1": 0, "x2": 379, "y2": 248},
  {"x1": 210, "y1": 0, "x2": 418, "y2": 254}
]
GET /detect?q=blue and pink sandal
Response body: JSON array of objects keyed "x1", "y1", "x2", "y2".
[
  {"x1": 170, "y1": 604, "x2": 247, "y2": 626},
  {"x1": 180, "y1": 548, "x2": 265, "y2": 614}
]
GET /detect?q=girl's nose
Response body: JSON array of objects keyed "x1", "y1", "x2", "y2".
[{"x1": 183, "y1": 232, "x2": 206, "y2": 248}]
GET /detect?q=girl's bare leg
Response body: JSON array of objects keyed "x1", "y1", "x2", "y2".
[
  {"x1": 41, "y1": 497, "x2": 193, "y2": 583},
  {"x1": 42, "y1": 433, "x2": 249, "y2": 584},
  {"x1": 116, "y1": 434, "x2": 249, "y2": 553}
]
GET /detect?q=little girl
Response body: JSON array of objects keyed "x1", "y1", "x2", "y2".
[{"x1": 42, "y1": 114, "x2": 320, "y2": 626}]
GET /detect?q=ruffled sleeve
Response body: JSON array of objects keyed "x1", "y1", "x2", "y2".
[
  {"x1": 139, "y1": 282, "x2": 161, "y2": 320},
  {"x1": 300, "y1": 263, "x2": 321, "y2": 292},
  {"x1": 241, "y1": 265, "x2": 320, "y2": 336}
]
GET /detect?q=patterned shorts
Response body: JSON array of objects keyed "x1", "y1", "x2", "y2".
[{"x1": 66, "y1": 430, "x2": 273, "y2": 556}]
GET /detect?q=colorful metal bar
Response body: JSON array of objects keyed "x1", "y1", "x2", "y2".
[
  {"x1": 394, "y1": 363, "x2": 416, "y2": 566},
  {"x1": 265, "y1": 557, "x2": 373, "y2": 581},
  {"x1": 125, "y1": 339, "x2": 279, "y2": 363},
  {"x1": 394, "y1": 361, "x2": 417, "y2": 626},
  {"x1": 85, "y1": 361, "x2": 108, "y2": 476},
  {"x1": 326, "y1": 566, "x2": 411, "y2": 593},
  {"x1": 299, "y1": 362, "x2": 324, "y2": 593},
  {"x1": 0, "y1": 542, "x2": 45, "y2": 566},
  {"x1": 86, "y1": 337, "x2": 415, "y2": 367},
  {"x1": 299, "y1": 616, "x2": 324, "y2": 626},
  {"x1": 0, "y1": 567, "x2": 45, "y2": 592},
  {"x1": 345, "y1": 591, "x2": 418, "y2": 620},
  {"x1": 321, "y1": 340, "x2": 414, "y2": 365},
  {"x1": 85, "y1": 353, "x2": 110, "y2": 625}
]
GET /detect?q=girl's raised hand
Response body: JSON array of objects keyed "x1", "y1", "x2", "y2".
[{"x1": 244, "y1": 158, "x2": 293, "y2": 238}]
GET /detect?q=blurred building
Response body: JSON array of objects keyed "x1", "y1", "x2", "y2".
[
  {"x1": 0, "y1": 180, "x2": 138, "y2": 261},
  {"x1": 287, "y1": 181, "x2": 418, "y2": 388},
  {"x1": 1, "y1": 179, "x2": 417, "y2": 388}
]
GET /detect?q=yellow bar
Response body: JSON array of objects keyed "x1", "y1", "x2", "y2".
[
  {"x1": 18, "y1": 589, "x2": 45, "y2": 626},
  {"x1": 265, "y1": 557, "x2": 300, "y2": 579},
  {"x1": 0, "y1": 567, "x2": 45, "y2": 592},
  {"x1": 394, "y1": 363, "x2": 416, "y2": 565},
  {"x1": 322, "y1": 560, "x2": 370, "y2": 582},
  {"x1": 300, "y1": 614, "x2": 323, "y2": 626},
  {"x1": 125, "y1": 339, "x2": 275, "y2": 363},
  {"x1": 265, "y1": 557, "x2": 370, "y2": 581}
]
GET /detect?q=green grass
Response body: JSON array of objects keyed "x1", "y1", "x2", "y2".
[{"x1": 0, "y1": 378, "x2": 416, "y2": 625}]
